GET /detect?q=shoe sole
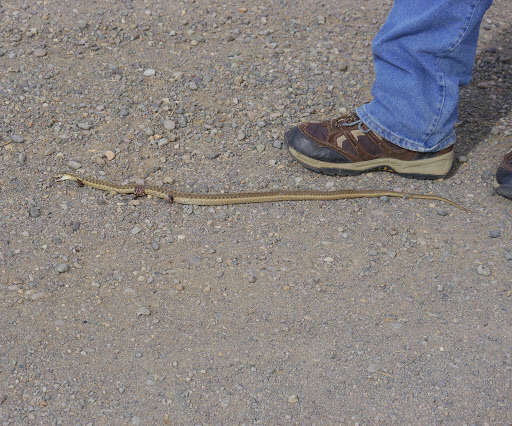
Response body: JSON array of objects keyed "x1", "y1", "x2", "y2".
[
  {"x1": 287, "y1": 146, "x2": 454, "y2": 180},
  {"x1": 496, "y1": 184, "x2": 512, "y2": 200}
]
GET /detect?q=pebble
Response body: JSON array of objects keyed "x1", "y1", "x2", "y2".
[
  {"x1": 104, "y1": 150, "x2": 115, "y2": 161},
  {"x1": 256, "y1": 144, "x2": 265, "y2": 153},
  {"x1": 505, "y1": 251, "x2": 512, "y2": 261},
  {"x1": 30, "y1": 292, "x2": 47, "y2": 301},
  {"x1": 56, "y1": 263, "x2": 70, "y2": 273},
  {"x1": 29, "y1": 206, "x2": 41, "y2": 218},
  {"x1": 272, "y1": 140, "x2": 282, "y2": 149},
  {"x1": 367, "y1": 363, "x2": 379, "y2": 373},
  {"x1": 436, "y1": 210, "x2": 449, "y2": 217},
  {"x1": 288, "y1": 395, "x2": 299, "y2": 404},
  {"x1": 151, "y1": 241, "x2": 160, "y2": 251},
  {"x1": 67, "y1": 160, "x2": 82, "y2": 170},
  {"x1": 237, "y1": 129, "x2": 246, "y2": 141},
  {"x1": 163, "y1": 119, "x2": 176, "y2": 130},
  {"x1": 131, "y1": 416, "x2": 142, "y2": 426},
  {"x1": 77, "y1": 122, "x2": 92, "y2": 130},
  {"x1": 143, "y1": 68, "x2": 156, "y2": 77},
  {"x1": 131, "y1": 225, "x2": 142, "y2": 235},
  {"x1": 476, "y1": 264, "x2": 491, "y2": 276},
  {"x1": 488, "y1": 230, "x2": 501, "y2": 238},
  {"x1": 33, "y1": 48, "x2": 47, "y2": 57},
  {"x1": 458, "y1": 155, "x2": 468, "y2": 163},
  {"x1": 11, "y1": 134, "x2": 24, "y2": 143},
  {"x1": 158, "y1": 137, "x2": 169, "y2": 148},
  {"x1": 136, "y1": 306, "x2": 151, "y2": 316},
  {"x1": 248, "y1": 272, "x2": 257, "y2": 283}
]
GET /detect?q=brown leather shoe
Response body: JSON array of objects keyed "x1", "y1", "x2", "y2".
[
  {"x1": 496, "y1": 150, "x2": 512, "y2": 200},
  {"x1": 285, "y1": 112, "x2": 454, "y2": 179}
]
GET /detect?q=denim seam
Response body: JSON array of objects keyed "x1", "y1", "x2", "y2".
[
  {"x1": 423, "y1": 0, "x2": 480, "y2": 144},
  {"x1": 441, "y1": 0, "x2": 480, "y2": 55},
  {"x1": 423, "y1": 59, "x2": 446, "y2": 143}
]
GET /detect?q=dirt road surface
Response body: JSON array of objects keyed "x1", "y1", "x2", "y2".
[{"x1": 1, "y1": 0, "x2": 511, "y2": 424}]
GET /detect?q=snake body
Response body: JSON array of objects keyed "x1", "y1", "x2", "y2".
[{"x1": 54, "y1": 173, "x2": 469, "y2": 212}]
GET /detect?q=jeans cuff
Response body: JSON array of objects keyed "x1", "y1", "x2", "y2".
[{"x1": 356, "y1": 105, "x2": 455, "y2": 153}]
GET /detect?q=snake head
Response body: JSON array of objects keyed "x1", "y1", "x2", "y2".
[{"x1": 54, "y1": 173, "x2": 77, "y2": 182}]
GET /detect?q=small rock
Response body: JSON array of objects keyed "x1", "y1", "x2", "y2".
[
  {"x1": 67, "y1": 160, "x2": 81, "y2": 170},
  {"x1": 504, "y1": 251, "x2": 512, "y2": 261},
  {"x1": 119, "y1": 109, "x2": 129, "y2": 117},
  {"x1": 131, "y1": 416, "x2": 142, "y2": 426},
  {"x1": 143, "y1": 68, "x2": 156, "y2": 77},
  {"x1": 29, "y1": 207, "x2": 41, "y2": 218},
  {"x1": 477, "y1": 264, "x2": 491, "y2": 276},
  {"x1": 162, "y1": 176, "x2": 175, "y2": 185},
  {"x1": 56, "y1": 263, "x2": 69, "y2": 273},
  {"x1": 437, "y1": 210, "x2": 449, "y2": 216},
  {"x1": 151, "y1": 241, "x2": 160, "y2": 251},
  {"x1": 188, "y1": 81, "x2": 198, "y2": 90},
  {"x1": 272, "y1": 140, "x2": 282, "y2": 149},
  {"x1": 488, "y1": 230, "x2": 501, "y2": 238},
  {"x1": 33, "y1": 48, "x2": 47, "y2": 57},
  {"x1": 136, "y1": 306, "x2": 151, "y2": 316},
  {"x1": 158, "y1": 137, "x2": 169, "y2": 148},
  {"x1": 131, "y1": 225, "x2": 142, "y2": 235},
  {"x1": 237, "y1": 129, "x2": 246, "y2": 141},
  {"x1": 163, "y1": 119, "x2": 176, "y2": 130},
  {"x1": 104, "y1": 150, "x2": 115, "y2": 161},
  {"x1": 367, "y1": 363, "x2": 379, "y2": 373},
  {"x1": 11, "y1": 134, "x2": 24, "y2": 143},
  {"x1": 248, "y1": 272, "x2": 257, "y2": 283},
  {"x1": 288, "y1": 395, "x2": 299, "y2": 404},
  {"x1": 457, "y1": 155, "x2": 468, "y2": 163},
  {"x1": 207, "y1": 152, "x2": 220, "y2": 160},
  {"x1": 77, "y1": 122, "x2": 92, "y2": 130},
  {"x1": 256, "y1": 144, "x2": 265, "y2": 153},
  {"x1": 17, "y1": 152, "x2": 27, "y2": 164},
  {"x1": 30, "y1": 292, "x2": 47, "y2": 301}
]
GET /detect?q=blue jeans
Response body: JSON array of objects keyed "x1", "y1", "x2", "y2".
[{"x1": 356, "y1": 0, "x2": 494, "y2": 152}]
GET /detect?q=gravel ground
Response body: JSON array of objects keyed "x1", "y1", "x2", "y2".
[{"x1": 1, "y1": 0, "x2": 511, "y2": 424}]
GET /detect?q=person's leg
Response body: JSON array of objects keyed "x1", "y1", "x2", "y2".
[
  {"x1": 285, "y1": 0, "x2": 493, "y2": 179},
  {"x1": 357, "y1": 0, "x2": 494, "y2": 153}
]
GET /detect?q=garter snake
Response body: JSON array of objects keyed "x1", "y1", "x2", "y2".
[{"x1": 54, "y1": 172, "x2": 470, "y2": 212}]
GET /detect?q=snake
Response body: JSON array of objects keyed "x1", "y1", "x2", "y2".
[{"x1": 54, "y1": 172, "x2": 470, "y2": 212}]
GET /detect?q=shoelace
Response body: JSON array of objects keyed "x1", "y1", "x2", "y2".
[{"x1": 333, "y1": 113, "x2": 371, "y2": 134}]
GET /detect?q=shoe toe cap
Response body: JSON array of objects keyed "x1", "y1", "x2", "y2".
[
  {"x1": 285, "y1": 126, "x2": 348, "y2": 163},
  {"x1": 496, "y1": 166, "x2": 512, "y2": 185}
]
